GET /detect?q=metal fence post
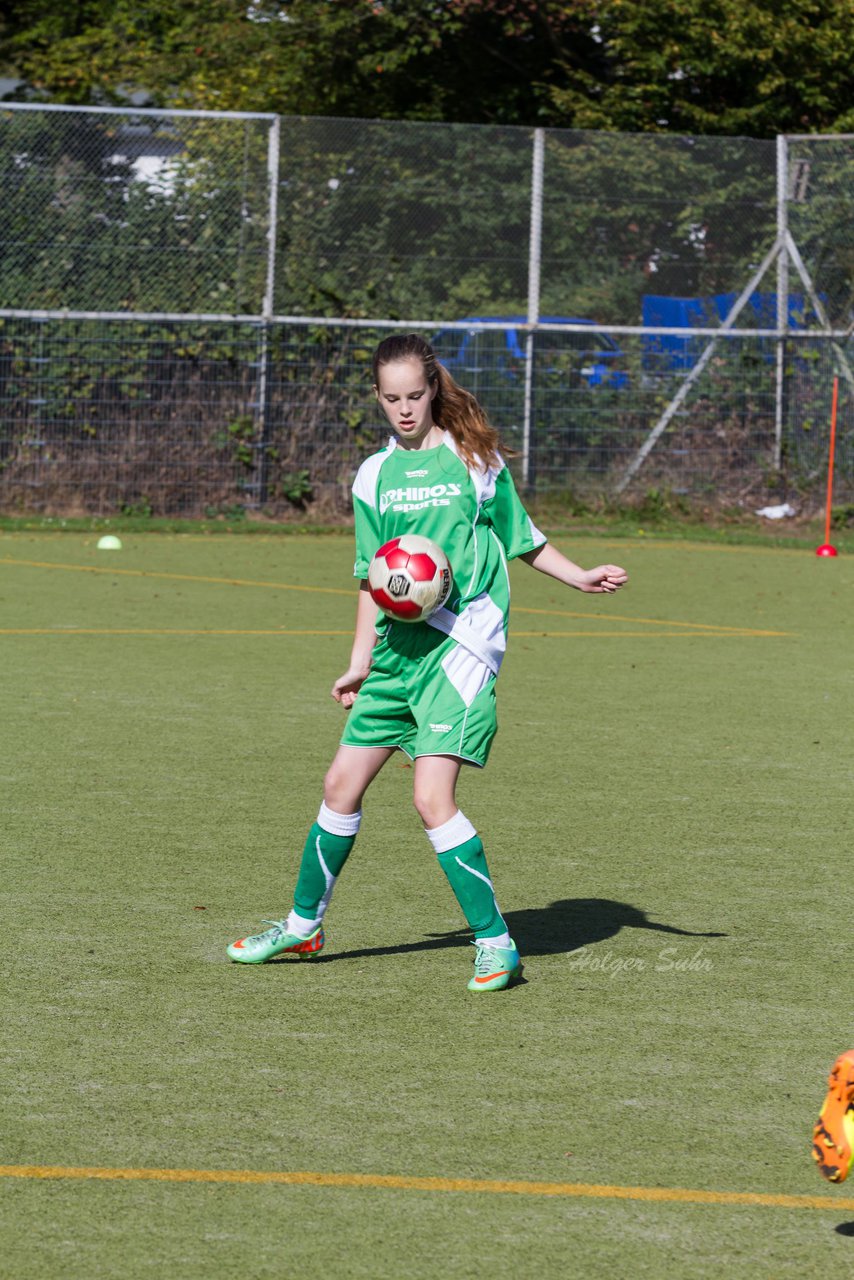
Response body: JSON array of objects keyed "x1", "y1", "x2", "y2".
[
  {"x1": 522, "y1": 128, "x2": 544, "y2": 488},
  {"x1": 775, "y1": 135, "x2": 788, "y2": 472},
  {"x1": 254, "y1": 113, "x2": 281, "y2": 507},
  {"x1": 263, "y1": 114, "x2": 281, "y2": 320}
]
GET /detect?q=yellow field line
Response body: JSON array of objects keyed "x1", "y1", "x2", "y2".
[
  {"x1": 514, "y1": 630, "x2": 770, "y2": 638},
  {"x1": 593, "y1": 538, "x2": 820, "y2": 557},
  {"x1": 0, "y1": 628, "x2": 352, "y2": 636},
  {"x1": 0, "y1": 557, "x2": 352, "y2": 596},
  {"x1": 0, "y1": 1164, "x2": 850, "y2": 1211},
  {"x1": 0, "y1": 628, "x2": 765, "y2": 640},
  {"x1": 513, "y1": 604, "x2": 789, "y2": 635},
  {"x1": 0, "y1": 556, "x2": 790, "y2": 637}
]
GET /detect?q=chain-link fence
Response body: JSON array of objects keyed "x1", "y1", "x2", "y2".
[{"x1": 0, "y1": 103, "x2": 852, "y2": 516}]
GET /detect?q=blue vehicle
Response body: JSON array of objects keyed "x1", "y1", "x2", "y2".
[
  {"x1": 430, "y1": 316, "x2": 629, "y2": 390},
  {"x1": 641, "y1": 292, "x2": 826, "y2": 376}
]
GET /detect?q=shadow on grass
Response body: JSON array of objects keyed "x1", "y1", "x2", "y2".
[
  {"x1": 835, "y1": 1221, "x2": 854, "y2": 1237},
  {"x1": 296, "y1": 898, "x2": 726, "y2": 964},
  {"x1": 506, "y1": 897, "x2": 725, "y2": 957}
]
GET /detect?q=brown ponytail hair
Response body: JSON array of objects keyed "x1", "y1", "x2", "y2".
[{"x1": 372, "y1": 332, "x2": 505, "y2": 473}]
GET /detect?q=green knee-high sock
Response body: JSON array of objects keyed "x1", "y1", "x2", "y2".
[
  {"x1": 437, "y1": 835, "x2": 507, "y2": 939},
  {"x1": 292, "y1": 806, "x2": 360, "y2": 924}
]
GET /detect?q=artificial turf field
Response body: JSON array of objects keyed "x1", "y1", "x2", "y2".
[{"x1": 2, "y1": 528, "x2": 853, "y2": 1278}]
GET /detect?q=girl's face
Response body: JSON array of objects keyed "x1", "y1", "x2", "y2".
[{"x1": 374, "y1": 356, "x2": 441, "y2": 449}]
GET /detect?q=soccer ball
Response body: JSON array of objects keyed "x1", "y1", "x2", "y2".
[{"x1": 368, "y1": 534, "x2": 452, "y2": 623}]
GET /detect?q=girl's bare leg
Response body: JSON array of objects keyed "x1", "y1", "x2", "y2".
[
  {"x1": 411, "y1": 753, "x2": 463, "y2": 829},
  {"x1": 324, "y1": 744, "x2": 397, "y2": 813}
]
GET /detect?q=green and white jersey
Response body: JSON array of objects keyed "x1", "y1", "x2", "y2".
[{"x1": 352, "y1": 432, "x2": 545, "y2": 674}]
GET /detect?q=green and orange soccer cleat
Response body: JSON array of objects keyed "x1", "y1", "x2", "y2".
[
  {"x1": 467, "y1": 939, "x2": 523, "y2": 992},
  {"x1": 813, "y1": 1049, "x2": 854, "y2": 1183},
  {"x1": 227, "y1": 920, "x2": 325, "y2": 964}
]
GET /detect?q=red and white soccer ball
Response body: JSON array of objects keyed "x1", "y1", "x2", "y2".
[{"x1": 368, "y1": 534, "x2": 452, "y2": 623}]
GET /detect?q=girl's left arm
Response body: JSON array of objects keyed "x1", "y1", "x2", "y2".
[{"x1": 519, "y1": 542, "x2": 628, "y2": 594}]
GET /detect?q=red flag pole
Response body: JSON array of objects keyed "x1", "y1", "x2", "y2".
[{"x1": 816, "y1": 375, "x2": 839, "y2": 557}]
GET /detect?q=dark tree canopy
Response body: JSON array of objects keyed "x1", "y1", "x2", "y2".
[{"x1": 1, "y1": 0, "x2": 853, "y2": 136}]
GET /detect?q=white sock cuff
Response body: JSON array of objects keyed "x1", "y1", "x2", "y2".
[
  {"x1": 477, "y1": 931, "x2": 512, "y2": 950},
  {"x1": 286, "y1": 909, "x2": 321, "y2": 938},
  {"x1": 425, "y1": 809, "x2": 477, "y2": 855},
  {"x1": 317, "y1": 803, "x2": 362, "y2": 837}
]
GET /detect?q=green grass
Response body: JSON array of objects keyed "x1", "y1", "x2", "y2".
[
  {"x1": 2, "y1": 498, "x2": 853, "y2": 555},
  {"x1": 3, "y1": 530, "x2": 854, "y2": 1277}
]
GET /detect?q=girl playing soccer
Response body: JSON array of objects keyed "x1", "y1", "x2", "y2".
[{"x1": 228, "y1": 333, "x2": 628, "y2": 991}]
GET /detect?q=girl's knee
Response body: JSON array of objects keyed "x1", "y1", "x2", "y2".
[
  {"x1": 324, "y1": 763, "x2": 356, "y2": 812},
  {"x1": 412, "y1": 787, "x2": 455, "y2": 831}
]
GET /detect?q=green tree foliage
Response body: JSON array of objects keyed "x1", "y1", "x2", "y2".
[
  {"x1": 272, "y1": 117, "x2": 533, "y2": 318},
  {"x1": 2, "y1": 0, "x2": 853, "y2": 136},
  {"x1": 550, "y1": 0, "x2": 854, "y2": 136},
  {"x1": 0, "y1": 108, "x2": 271, "y2": 312}
]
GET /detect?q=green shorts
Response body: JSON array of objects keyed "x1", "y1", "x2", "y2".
[{"x1": 340, "y1": 623, "x2": 498, "y2": 768}]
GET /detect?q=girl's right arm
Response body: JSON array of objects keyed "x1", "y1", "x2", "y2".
[{"x1": 331, "y1": 581, "x2": 379, "y2": 707}]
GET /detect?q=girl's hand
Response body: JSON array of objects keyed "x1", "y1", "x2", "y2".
[
  {"x1": 520, "y1": 543, "x2": 627, "y2": 593},
  {"x1": 331, "y1": 666, "x2": 371, "y2": 708},
  {"x1": 578, "y1": 564, "x2": 628, "y2": 594}
]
